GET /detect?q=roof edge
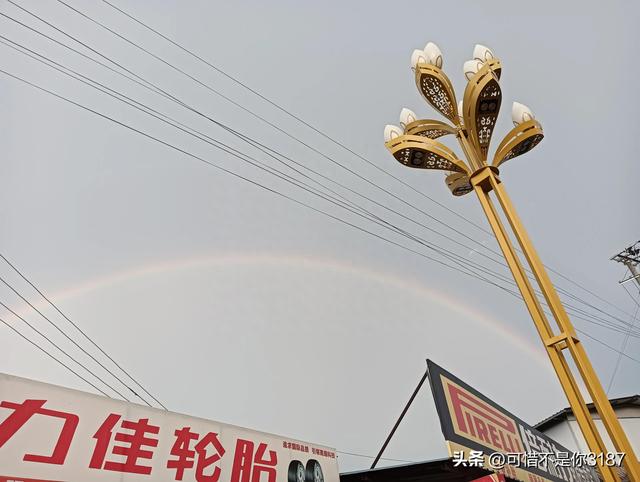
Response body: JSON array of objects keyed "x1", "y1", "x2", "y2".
[{"x1": 534, "y1": 395, "x2": 640, "y2": 431}]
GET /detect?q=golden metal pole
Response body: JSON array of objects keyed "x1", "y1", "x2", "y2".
[
  {"x1": 470, "y1": 167, "x2": 621, "y2": 482},
  {"x1": 487, "y1": 173, "x2": 640, "y2": 482},
  {"x1": 456, "y1": 129, "x2": 483, "y2": 172},
  {"x1": 386, "y1": 46, "x2": 639, "y2": 482}
]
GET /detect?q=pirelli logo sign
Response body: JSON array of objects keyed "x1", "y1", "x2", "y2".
[
  {"x1": 443, "y1": 377, "x2": 523, "y2": 454},
  {"x1": 427, "y1": 360, "x2": 600, "y2": 482}
]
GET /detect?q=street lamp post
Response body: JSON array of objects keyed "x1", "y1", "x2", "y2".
[{"x1": 384, "y1": 43, "x2": 639, "y2": 482}]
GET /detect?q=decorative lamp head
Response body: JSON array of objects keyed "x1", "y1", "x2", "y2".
[
  {"x1": 511, "y1": 102, "x2": 535, "y2": 126},
  {"x1": 411, "y1": 49, "x2": 427, "y2": 69},
  {"x1": 399, "y1": 108, "x2": 418, "y2": 131},
  {"x1": 384, "y1": 124, "x2": 403, "y2": 142},
  {"x1": 473, "y1": 44, "x2": 495, "y2": 63},
  {"x1": 463, "y1": 59, "x2": 485, "y2": 80},
  {"x1": 423, "y1": 42, "x2": 443, "y2": 68}
]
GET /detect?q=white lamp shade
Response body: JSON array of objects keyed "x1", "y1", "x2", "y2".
[
  {"x1": 423, "y1": 42, "x2": 443, "y2": 68},
  {"x1": 384, "y1": 124, "x2": 403, "y2": 142},
  {"x1": 473, "y1": 44, "x2": 495, "y2": 62},
  {"x1": 399, "y1": 108, "x2": 417, "y2": 130},
  {"x1": 512, "y1": 102, "x2": 535, "y2": 126},
  {"x1": 411, "y1": 49, "x2": 427, "y2": 68},
  {"x1": 463, "y1": 59, "x2": 484, "y2": 80}
]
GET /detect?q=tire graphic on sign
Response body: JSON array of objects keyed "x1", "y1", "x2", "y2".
[
  {"x1": 306, "y1": 459, "x2": 324, "y2": 482},
  {"x1": 288, "y1": 460, "x2": 306, "y2": 482}
]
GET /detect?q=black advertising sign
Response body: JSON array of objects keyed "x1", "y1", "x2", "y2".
[{"x1": 427, "y1": 360, "x2": 602, "y2": 482}]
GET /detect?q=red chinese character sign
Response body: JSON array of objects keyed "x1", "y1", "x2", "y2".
[{"x1": 0, "y1": 373, "x2": 339, "y2": 482}]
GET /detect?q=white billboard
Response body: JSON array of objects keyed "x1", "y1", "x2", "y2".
[{"x1": 0, "y1": 373, "x2": 339, "y2": 482}]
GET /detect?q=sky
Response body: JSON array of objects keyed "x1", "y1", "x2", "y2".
[{"x1": 0, "y1": 0, "x2": 639, "y2": 473}]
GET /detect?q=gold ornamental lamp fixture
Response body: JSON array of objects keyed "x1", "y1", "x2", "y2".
[{"x1": 383, "y1": 42, "x2": 639, "y2": 482}]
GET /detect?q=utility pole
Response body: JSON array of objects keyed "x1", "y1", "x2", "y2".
[
  {"x1": 606, "y1": 241, "x2": 640, "y2": 396},
  {"x1": 612, "y1": 241, "x2": 640, "y2": 290}
]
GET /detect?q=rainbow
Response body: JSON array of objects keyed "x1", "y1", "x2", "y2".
[{"x1": 43, "y1": 251, "x2": 548, "y2": 366}]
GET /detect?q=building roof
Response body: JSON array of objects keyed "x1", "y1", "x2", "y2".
[
  {"x1": 534, "y1": 395, "x2": 640, "y2": 432},
  {"x1": 340, "y1": 457, "x2": 498, "y2": 482}
]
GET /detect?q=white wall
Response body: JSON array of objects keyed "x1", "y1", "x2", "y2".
[{"x1": 540, "y1": 406, "x2": 640, "y2": 455}]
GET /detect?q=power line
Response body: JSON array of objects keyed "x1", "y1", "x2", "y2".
[
  {"x1": 605, "y1": 262, "x2": 640, "y2": 394},
  {"x1": 2, "y1": 66, "x2": 639, "y2": 367},
  {"x1": 0, "y1": 6, "x2": 398, "y2": 220},
  {"x1": 606, "y1": 300, "x2": 640, "y2": 394},
  {"x1": 3, "y1": 2, "x2": 634, "y2": 335},
  {"x1": 0, "y1": 62, "x2": 538, "y2": 307},
  {"x1": 0, "y1": 34, "x2": 362, "y2": 216},
  {"x1": 3, "y1": 34, "x2": 637, "y2": 341},
  {"x1": 1, "y1": 24, "x2": 637, "y2": 342},
  {"x1": 623, "y1": 281, "x2": 640, "y2": 307},
  {"x1": 3, "y1": 8, "x2": 635, "y2": 341},
  {"x1": 0, "y1": 67, "x2": 500, "y2": 294},
  {"x1": 0, "y1": 26, "x2": 518, "y2": 305},
  {"x1": 0, "y1": 314, "x2": 111, "y2": 397},
  {"x1": 0, "y1": 298, "x2": 129, "y2": 400},
  {"x1": 53, "y1": 0, "x2": 512, "y2": 257},
  {"x1": 0, "y1": 274, "x2": 154, "y2": 406},
  {"x1": 0, "y1": 10, "x2": 168, "y2": 101},
  {"x1": 0, "y1": 37, "x2": 507, "y2": 272},
  {"x1": 0, "y1": 252, "x2": 167, "y2": 409},
  {"x1": 492, "y1": 284, "x2": 640, "y2": 366},
  {"x1": 0, "y1": 28, "x2": 517, "y2": 284},
  {"x1": 0, "y1": 36, "x2": 506, "y2": 284},
  {"x1": 96, "y1": 0, "x2": 640, "y2": 324},
  {"x1": 10, "y1": 0, "x2": 534, "y2": 287},
  {"x1": 3, "y1": 14, "x2": 637, "y2": 346},
  {"x1": 98, "y1": 0, "x2": 492, "y2": 239},
  {"x1": 574, "y1": 329, "x2": 640, "y2": 365},
  {"x1": 336, "y1": 450, "x2": 416, "y2": 464}
]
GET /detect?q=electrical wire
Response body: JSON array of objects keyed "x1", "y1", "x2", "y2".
[
  {"x1": 0, "y1": 36, "x2": 509, "y2": 284},
  {"x1": 0, "y1": 37, "x2": 505, "y2": 266},
  {"x1": 336, "y1": 450, "x2": 416, "y2": 464},
  {"x1": 3, "y1": 34, "x2": 638, "y2": 343},
  {"x1": 489, "y1": 283, "x2": 640, "y2": 365},
  {"x1": 622, "y1": 282, "x2": 640, "y2": 307},
  {"x1": 606, "y1": 275, "x2": 640, "y2": 394},
  {"x1": 0, "y1": 253, "x2": 167, "y2": 409},
  {"x1": 574, "y1": 329, "x2": 640, "y2": 365},
  {"x1": 0, "y1": 24, "x2": 517, "y2": 278},
  {"x1": 2, "y1": 66, "x2": 639, "y2": 367},
  {"x1": 0, "y1": 67, "x2": 502, "y2": 295},
  {"x1": 606, "y1": 300, "x2": 640, "y2": 394},
  {"x1": 99, "y1": 0, "x2": 491, "y2": 239},
  {"x1": 3, "y1": 9, "x2": 636, "y2": 343},
  {"x1": 5, "y1": 0, "x2": 550, "y2": 289},
  {"x1": 96, "y1": 0, "x2": 640, "y2": 323},
  {"x1": 0, "y1": 12, "x2": 528, "y2": 306},
  {"x1": 0, "y1": 298, "x2": 130, "y2": 400},
  {"x1": 3, "y1": 23, "x2": 635, "y2": 342},
  {"x1": 7, "y1": 314, "x2": 429, "y2": 465},
  {"x1": 4, "y1": 32, "x2": 639, "y2": 345},
  {"x1": 0, "y1": 275, "x2": 153, "y2": 406},
  {"x1": 0, "y1": 313, "x2": 112, "y2": 397},
  {"x1": 3, "y1": 3, "x2": 635, "y2": 334}
]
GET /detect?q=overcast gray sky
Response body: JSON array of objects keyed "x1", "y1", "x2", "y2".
[{"x1": 1, "y1": 0, "x2": 638, "y2": 473}]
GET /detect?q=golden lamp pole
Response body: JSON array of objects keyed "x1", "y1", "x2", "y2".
[{"x1": 383, "y1": 43, "x2": 639, "y2": 482}]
